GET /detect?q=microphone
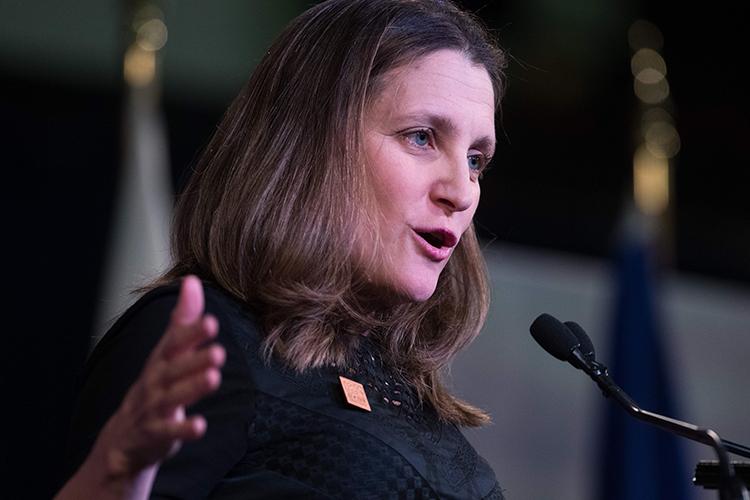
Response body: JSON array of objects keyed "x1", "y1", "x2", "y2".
[
  {"x1": 529, "y1": 314, "x2": 592, "y2": 374},
  {"x1": 530, "y1": 313, "x2": 750, "y2": 500},
  {"x1": 563, "y1": 320, "x2": 595, "y2": 363}
]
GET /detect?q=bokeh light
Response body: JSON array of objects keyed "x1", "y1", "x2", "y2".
[
  {"x1": 634, "y1": 76, "x2": 670, "y2": 104},
  {"x1": 136, "y1": 18, "x2": 168, "y2": 52},
  {"x1": 631, "y1": 48, "x2": 667, "y2": 79},
  {"x1": 644, "y1": 120, "x2": 681, "y2": 159},
  {"x1": 633, "y1": 145, "x2": 670, "y2": 215},
  {"x1": 124, "y1": 45, "x2": 155, "y2": 87}
]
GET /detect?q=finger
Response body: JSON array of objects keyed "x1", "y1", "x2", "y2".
[
  {"x1": 162, "y1": 344, "x2": 226, "y2": 386},
  {"x1": 161, "y1": 312, "x2": 220, "y2": 361},
  {"x1": 142, "y1": 316, "x2": 220, "y2": 394},
  {"x1": 171, "y1": 275, "x2": 204, "y2": 327},
  {"x1": 157, "y1": 368, "x2": 222, "y2": 413},
  {"x1": 134, "y1": 415, "x2": 206, "y2": 460},
  {"x1": 148, "y1": 276, "x2": 207, "y2": 361},
  {"x1": 160, "y1": 415, "x2": 207, "y2": 442},
  {"x1": 181, "y1": 415, "x2": 207, "y2": 441}
]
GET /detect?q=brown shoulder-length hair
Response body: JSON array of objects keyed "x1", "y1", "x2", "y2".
[{"x1": 159, "y1": 0, "x2": 507, "y2": 426}]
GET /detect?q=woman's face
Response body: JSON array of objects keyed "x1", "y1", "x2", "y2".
[{"x1": 363, "y1": 49, "x2": 496, "y2": 302}]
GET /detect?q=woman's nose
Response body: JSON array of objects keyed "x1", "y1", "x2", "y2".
[{"x1": 430, "y1": 155, "x2": 476, "y2": 214}]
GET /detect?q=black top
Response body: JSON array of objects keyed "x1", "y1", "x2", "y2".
[{"x1": 65, "y1": 283, "x2": 504, "y2": 499}]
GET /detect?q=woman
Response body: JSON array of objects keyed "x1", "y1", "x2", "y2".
[{"x1": 61, "y1": 0, "x2": 507, "y2": 498}]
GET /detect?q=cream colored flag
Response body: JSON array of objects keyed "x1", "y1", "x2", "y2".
[{"x1": 94, "y1": 29, "x2": 172, "y2": 345}]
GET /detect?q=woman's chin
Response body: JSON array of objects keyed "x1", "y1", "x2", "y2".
[
  {"x1": 390, "y1": 278, "x2": 438, "y2": 303},
  {"x1": 359, "y1": 279, "x2": 437, "y2": 307},
  {"x1": 356, "y1": 263, "x2": 441, "y2": 306}
]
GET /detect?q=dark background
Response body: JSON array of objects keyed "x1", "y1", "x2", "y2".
[{"x1": 2, "y1": 0, "x2": 747, "y2": 497}]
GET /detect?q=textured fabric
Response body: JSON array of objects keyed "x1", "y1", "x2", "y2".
[{"x1": 65, "y1": 283, "x2": 503, "y2": 499}]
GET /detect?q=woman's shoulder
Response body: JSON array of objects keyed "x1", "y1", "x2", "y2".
[
  {"x1": 109, "y1": 280, "x2": 260, "y2": 337},
  {"x1": 89, "y1": 281, "x2": 262, "y2": 371}
]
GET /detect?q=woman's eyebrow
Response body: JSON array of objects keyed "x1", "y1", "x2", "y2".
[
  {"x1": 398, "y1": 112, "x2": 496, "y2": 156},
  {"x1": 473, "y1": 135, "x2": 496, "y2": 158}
]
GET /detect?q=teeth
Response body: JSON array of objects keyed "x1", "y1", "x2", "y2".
[{"x1": 419, "y1": 232, "x2": 443, "y2": 248}]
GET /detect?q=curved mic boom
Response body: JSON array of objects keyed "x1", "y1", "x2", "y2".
[{"x1": 530, "y1": 313, "x2": 750, "y2": 500}]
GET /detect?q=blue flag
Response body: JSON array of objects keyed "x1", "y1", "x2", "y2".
[{"x1": 597, "y1": 235, "x2": 692, "y2": 500}]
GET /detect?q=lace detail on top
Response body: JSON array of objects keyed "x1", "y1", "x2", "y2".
[
  {"x1": 345, "y1": 339, "x2": 418, "y2": 411},
  {"x1": 275, "y1": 336, "x2": 427, "y2": 425},
  {"x1": 247, "y1": 333, "x2": 497, "y2": 496},
  {"x1": 341, "y1": 338, "x2": 490, "y2": 491}
]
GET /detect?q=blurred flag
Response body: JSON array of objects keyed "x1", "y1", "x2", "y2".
[
  {"x1": 597, "y1": 210, "x2": 692, "y2": 500},
  {"x1": 94, "y1": 50, "x2": 172, "y2": 343}
]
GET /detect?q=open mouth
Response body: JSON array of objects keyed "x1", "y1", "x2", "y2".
[
  {"x1": 412, "y1": 228, "x2": 456, "y2": 262},
  {"x1": 414, "y1": 228, "x2": 457, "y2": 249},
  {"x1": 417, "y1": 231, "x2": 445, "y2": 248}
]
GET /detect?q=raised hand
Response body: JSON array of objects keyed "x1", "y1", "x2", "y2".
[{"x1": 56, "y1": 276, "x2": 225, "y2": 500}]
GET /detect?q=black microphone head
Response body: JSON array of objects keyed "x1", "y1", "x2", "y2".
[
  {"x1": 564, "y1": 321, "x2": 596, "y2": 362},
  {"x1": 529, "y1": 313, "x2": 580, "y2": 362}
]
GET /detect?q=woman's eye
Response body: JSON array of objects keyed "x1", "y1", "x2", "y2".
[
  {"x1": 468, "y1": 154, "x2": 486, "y2": 172},
  {"x1": 405, "y1": 130, "x2": 431, "y2": 148}
]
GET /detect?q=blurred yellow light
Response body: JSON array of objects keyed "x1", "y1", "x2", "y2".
[
  {"x1": 634, "y1": 77, "x2": 670, "y2": 104},
  {"x1": 642, "y1": 107, "x2": 674, "y2": 127},
  {"x1": 633, "y1": 145, "x2": 670, "y2": 215},
  {"x1": 636, "y1": 68, "x2": 665, "y2": 85},
  {"x1": 628, "y1": 19, "x2": 664, "y2": 51},
  {"x1": 631, "y1": 48, "x2": 667, "y2": 78},
  {"x1": 644, "y1": 120, "x2": 681, "y2": 159},
  {"x1": 124, "y1": 44, "x2": 155, "y2": 87},
  {"x1": 136, "y1": 18, "x2": 168, "y2": 51}
]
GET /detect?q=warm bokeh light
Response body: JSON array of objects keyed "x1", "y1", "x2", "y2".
[
  {"x1": 631, "y1": 48, "x2": 667, "y2": 79},
  {"x1": 644, "y1": 120, "x2": 681, "y2": 159},
  {"x1": 124, "y1": 4, "x2": 166, "y2": 88},
  {"x1": 124, "y1": 44, "x2": 155, "y2": 87},
  {"x1": 641, "y1": 107, "x2": 674, "y2": 127},
  {"x1": 628, "y1": 19, "x2": 664, "y2": 51},
  {"x1": 634, "y1": 77, "x2": 670, "y2": 104},
  {"x1": 635, "y1": 68, "x2": 665, "y2": 85},
  {"x1": 136, "y1": 18, "x2": 168, "y2": 52},
  {"x1": 633, "y1": 145, "x2": 670, "y2": 215}
]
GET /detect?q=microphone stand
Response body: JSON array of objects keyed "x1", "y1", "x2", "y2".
[{"x1": 569, "y1": 349, "x2": 750, "y2": 500}]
